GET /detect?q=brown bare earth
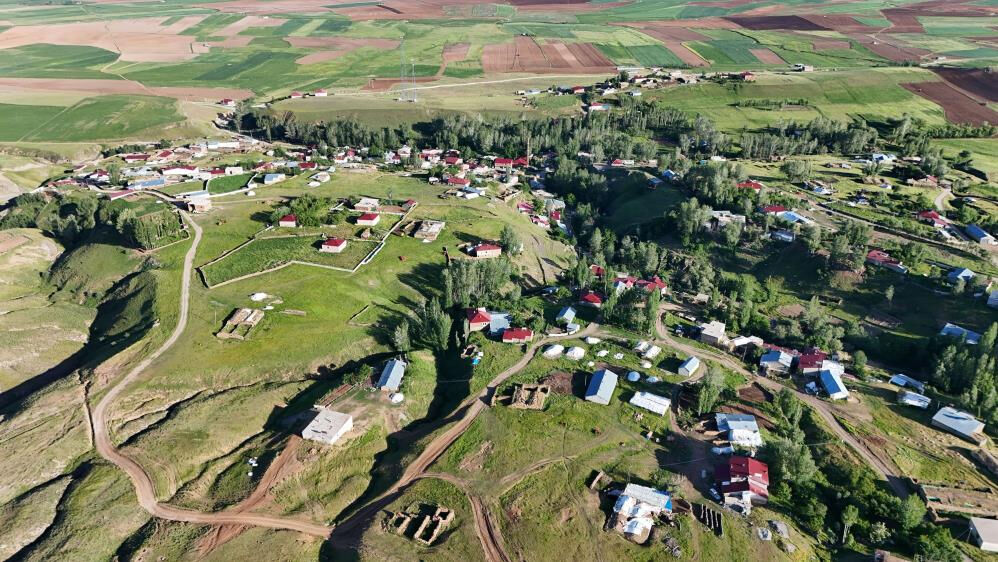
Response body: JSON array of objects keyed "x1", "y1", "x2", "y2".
[
  {"x1": 725, "y1": 15, "x2": 828, "y2": 31},
  {"x1": 902, "y1": 81, "x2": 998, "y2": 125},
  {"x1": 750, "y1": 48, "x2": 785, "y2": 64},
  {"x1": 482, "y1": 36, "x2": 613, "y2": 74},
  {"x1": 0, "y1": 77, "x2": 252, "y2": 101},
  {"x1": 442, "y1": 42, "x2": 471, "y2": 63},
  {"x1": 0, "y1": 17, "x2": 206, "y2": 62},
  {"x1": 623, "y1": 24, "x2": 709, "y2": 42},
  {"x1": 847, "y1": 34, "x2": 929, "y2": 62},
  {"x1": 801, "y1": 14, "x2": 878, "y2": 33},
  {"x1": 614, "y1": 17, "x2": 740, "y2": 30},
  {"x1": 882, "y1": 10, "x2": 925, "y2": 33},
  {"x1": 934, "y1": 68, "x2": 998, "y2": 102},
  {"x1": 287, "y1": 36, "x2": 400, "y2": 65},
  {"x1": 197, "y1": 0, "x2": 626, "y2": 20},
  {"x1": 690, "y1": 0, "x2": 756, "y2": 6},
  {"x1": 663, "y1": 41, "x2": 709, "y2": 66},
  {"x1": 215, "y1": 15, "x2": 286, "y2": 36}
]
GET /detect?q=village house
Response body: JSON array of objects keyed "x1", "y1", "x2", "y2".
[
  {"x1": 470, "y1": 243, "x2": 502, "y2": 258},
  {"x1": 932, "y1": 406, "x2": 986, "y2": 445},
  {"x1": 263, "y1": 173, "x2": 286, "y2": 185},
  {"x1": 556, "y1": 306, "x2": 576, "y2": 325},
  {"x1": 302, "y1": 408, "x2": 353, "y2": 445},
  {"x1": 356, "y1": 213, "x2": 381, "y2": 227},
  {"x1": 715, "y1": 413, "x2": 763, "y2": 448},
  {"x1": 820, "y1": 367, "x2": 849, "y2": 400},
  {"x1": 635, "y1": 276, "x2": 668, "y2": 296},
  {"x1": 699, "y1": 320, "x2": 729, "y2": 349},
  {"x1": 918, "y1": 210, "x2": 948, "y2": 228},
  {"x1": 796, "y1": 349, "x2": 827, "y2": 376},
  {"x1": 466, "y1": 308, "x2": 492, "y2": 332},
  {"x1": 501, "y1": 327, "x2": 534, "y2": 344},
  {"x1": 737, "y1": 179, "x2": 764, "y2": 191},
  {"x1": 122, "y1": 153, "x2": 149, "y2": 164},
  {"x1": 611, "y1": 484, "x2": 672, "y2": 544},
  {"x1": 579, "y1": 290, "x2": 604, "y2": 308},
  {"x1": 897, "y1": 390, "x2": 931, "y2": 409},
  {"x1": 759, "y1": 349, "x2": 793, "y2": 374},
  {"x1": 278, "y1": 214, "x2": 297, "y2": 228},
  {"x1": 678, "y1": 356, "x2": 701, "y2": 377},
  {"x1": 889, "y1": 374, "x2": 926, "y2": 393},
  {"x1": 948, "y1": 267, "x2": 975, "y2": 284},
  {"x1": 320, "y1": 237, "x2": 347, "y2": 253},
  {"x1": 866, "y1": 250, "x2": 907, "y2": 274},
  {"x1": 353, "y1": 197, "x2": 380, "y2": 212},
  {"x1": 377, "y1": 359, "x2": 407, "y2": 392},
  {"x1": 967, "y1": 224, "x2": 997, "y2": 245},
  {"x1": 585, "y1": 368, "x2": 618, "y2": 405},
  {"x1": 414, "y1": 220, "x2": 445, "y2": 241},
  {"x1": 224, "y1": 166, "x2": 244, "y2": 176},
  {"x1": 717, "y1": 456, "x2": 769, "y2": 509},
  {"x1": 163, "y1": 165, "x2": 199, "y2": 178},
  {"x1": 186, "y1": 194, "x2": 212, "y2": 214}
]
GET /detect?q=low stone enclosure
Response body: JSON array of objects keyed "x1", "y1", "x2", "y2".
[
  {"x1": 386, "y1": 505, "x2": 455, "y2": 546},
  {"x1": 216, "y1": 308, "x2": 264, "y2": 339},
  {"x1": 492, "y1": 383, "x2": 550, "y2": 410}
]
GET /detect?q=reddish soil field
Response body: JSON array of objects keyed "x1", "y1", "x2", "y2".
[
  {"x1": 663, "y1": 41, "x2": 708, "y2": 67},
  {"x1": 934, "y1": 68, "x2": 998, "y2": 102},
  {"x1": 801, "y1": 14, "x2": 878, "y2": 33},
  {"x1": 725, "y1": 15, "x2": 828, "y2": 31},
  {"x1": 0, "y1": 77, "x2": 252, "y2": 101},
  {"x1": 882, "y1": 10, "x2": 925, "y2": 33},
  {"x1": 287, "y1": 36, "x2": 399, "y2": 65},
  {"x1": 690, "y1": 0, "x2": 755, "y2": 7},
  {"x1": 790, "y1": 32, "x2": 850, "y2": 51},
  {"x1": 750, "y1": 48, "x2": 785, "y2": 64},
  {"x1": 295, "y1": 51, "x2": 347, "y2": 64},
  {"x1": 847, "y1": 33, "x2": 929, "y2": 62},
  {"x1": 613, "y1": 18, "x2": 740, "y2": 30},
  {"x1": 902, "y1": 81, "x2": 998, "y2": 125},
  {"x1": 482, "y1": 36, "x2": 613, "y2": 74},
  {"x1": 0, "y1": 18, "x2": 205, "y2": 62},
  {"x1": 442, "y1": 42, "x2": 471, "y2": 63}
]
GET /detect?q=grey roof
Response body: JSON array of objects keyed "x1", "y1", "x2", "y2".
[
  {"x1": 897, "y1": 390, "x2": 931, "y2": 409},
  {"x1": 678, "y1": 356, "x2": 701, "y2": 373},
  {"x1": 585, "y1": 369, "x2": 618, "y2": 405},
  {"x1": 932, "y1": 406, "x2": 984, "y2": 438},
  {"x1": 948, "y1": 267, "x2": 975, "y2": 282},
  {"x1": 377, "y1": 359, "x2": 407, "y2": 391},
  {"x1": 556, "y1": 306, "x2": 576, "y2": 323},
  {"x1": 620, "y1": 484, "x2": 671, "y2": 510},
  {"x1": 971, "y1": 517, "x2": 998, "y2": 543},
  {"x1": 889, "y1": 374, "x2": 925, "y2": 393},
  {"x1": 716, "y1": 413, "x2": 758, "y2": 432},
  {"x1": 940, "y1": 323, "x2": 982, "y2": 345}
]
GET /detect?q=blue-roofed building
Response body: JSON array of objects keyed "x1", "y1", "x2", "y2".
[
  {"x1": 759, "y1": 349, "x2": 793, "y2": 374},
  {"x1": 889, "y1": 373, "x2": 926, "y2": 394},
  {"x1": 948, "y1": 267, "x2": 975, "y2": 284},
  {"x1": 488, "y1": 312, "x2": 512, "y2": 336},
  {"x1": 966, "y1": 224, "x2": 996, "y2": 245},
  {"x1": 585, "y1": 368, "x2": 618, "y2": 405},
  {"x1": 662, "y1": 169, "x2": 679, "y2": 181},
  {"x1": 940, "y1": 323, "x2": 982, "y2": 345},
  {"x1": 556, "y1": 306, "x2": 576, "y2": 325},
  {"x1": 377, "y1": 359, "x2": 407, "y2": 392},
  {"x1": 820, "y1": 368, "x2": 849, "y2": 400},
  {"x1": 128, "y1": 177, "x2": 167, "y2": 190}
]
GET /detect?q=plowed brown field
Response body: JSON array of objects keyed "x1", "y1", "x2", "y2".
[
  {"x1": 902, "y1": 81, "x2": 998, "y2": 125},
  {"x1": 482, "y1": 36, "x2": 613, "y2": 74}
]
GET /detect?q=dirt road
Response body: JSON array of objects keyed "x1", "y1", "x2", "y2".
[
  {"x1": 331, "y1": 325, "x2": 599, "y2": 550},
  {"x1": 652, "y1": 304, "x2": 909, "y2": 498},
  {"x1": 90, "y1": 213, "x2": 334, "y2": 538},
  {"x1": 934, "y1": 187, "x2": 952, "y2": 212}
]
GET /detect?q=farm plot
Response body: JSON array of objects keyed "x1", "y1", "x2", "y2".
[
  {"x1": 901, "y1": 80, "x2": 998, "y2": 125},
  {"x1": 688, "y1": 39, "x2": 762, "y2": 65},
  {"x1": 1, "y1": 95, "x2": 183, "y2": 142},
  {"x1": 0, "y1": 18, "x2": 206, "y2": 62},
  {"x1": 482, "y1": 36, "x2": 614, "y2": 73},
  {"x1": 933, "y1": 67, "x2": 998, "y2": 102},
  {"x1": 750, "y1": 47, "x2": 785, "y2": 63},
  {"x1": 200, "y1": 235, "x2": 379, "y2": 286}
]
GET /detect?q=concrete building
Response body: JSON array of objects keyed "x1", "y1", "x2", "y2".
[
  {"x1": 377, "y1": 359, "x2": 407, "y2": 392},
  {"x1": 471, "y1": 243, "x2": 502, "y2": 258},
  {"x1": 414, "y1": 220, "x2": 445, "y2": 241},
  {"x1": 320, "y1": 237, "x2": 347, "y2": 253},
  {"x1": 354, "y1": 197, "x2": 380, "y2": 212},
  {"x1": 302, "y1": 408, "x2": 353, "y2": 445},
  {"x1": 932, "y1": 407, "x2": 987, "y2": 445},
  {"x1": 699, "y1": 320, "x2": 729, "y2": 348},
  {"x1": 585, "y1": 368, "x2": 618, "y2": 405}
]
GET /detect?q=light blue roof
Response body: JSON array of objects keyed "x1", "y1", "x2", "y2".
[
  {"x1": 585, "y1": 369, "x2": 617, "y2": 405},
  {"x1": 820, "y1": 369, "x2": 848, "y2": 398},
  {"x1": 716, "y1": 413, "x2": 758, "y2": 432},
  {"x1": 377, "y1": 359, "x2": 407, "y2": 391},
  {"x1": 129, "y1": 178, "x2": 166, "y2": 189},
  {"x1": 760, "y1": 349, "x2": 792, "y2": 367},
  {"x1": 678, "y1": 356, "x2": 700, "y2": 373},
  {"x1": 948, "y1": 268, "x2": 975, "y2": 283},
  {"x1": 264, "y1": 173, "x2": 283, "y2": 182},
  {"x1": 940, "y1": 323, "x2": 982, "y2": 345},
  {"x1": 557, "y1": 307, "x2": 576, "y2": 322},
  {"x1": 889, "y1": 374, "x2": 925, "y2": 393},
  {"x1": 488, "y1": 312, "x2": 511, "y2": 335}
]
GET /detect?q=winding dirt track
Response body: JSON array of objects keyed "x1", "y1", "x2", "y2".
[
  {"x1": 653, "y1": 304, "x2": 909, "y2": 498},
  {"x1": 90, "y1": 213, "x2": 334, "y2": 538}
]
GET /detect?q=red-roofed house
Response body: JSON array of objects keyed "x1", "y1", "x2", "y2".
[
  {"x1": 918, "y1": 210, "x2": 948, "y2": 228},
  {"x1": 635, "y1": 276, "x2": 668, "y2": 295},
  {"x1": 290, "y1": 91, "x2": 303, "y2": 99},
  {"x1": 447, "y1": 176, "x2": 470, "y2": 187},
  {"x1": 123, "y1": 153, "x2": 149, "y2": 163},
  {"x1": 571, "y1": 86, "x2": 585, "y2": 94},
  {"x1": 313, "y1": 89, "x2": 328, "y2": 97},
  {"x1": 299, "y1": 162, "x2": 317, "y2": 170},
  {"x1": 356, "y1": 212, "x2": 381, "y2": 226},
  {"x1": 797, "y1": 350, "x2": 828, "y2": 375},
  {"x1": 589, "y1": 264, "x2": 605, "y2": 278},
  {"x1": 737, "y1": 180, "x2": 764, "y2": 191},
  {"x1": 761, "y1": 204, "x2": 786, "y2": 215},
  {"x1": 717, "y1": 456, "x2": 769, "y2": 506},
  {"x1": 866, "y1": 249, "x2": 907, "y2": 274},
  {"x1": 502, "y1": 327, "x2": 534, "y2": 344},
  {"x1": 220, "y1": 98, "x2": 236, "y2": 107},
  {"x1": 471, "y1": 243, "x2": 502, "y2": 258},
  {"x1": 278, "y1": 214, "x2": 297, "y2": 228},
  {"x1": 467, "y1": 308, "x2": 492, "y2": 332},
  {"x1": 444, "y1": 156, "x2": 463, "y2": 166},
  {"x1": 579, "y1": 290, "x2": 604, "y2": 308},
  {"x1": 163, "y1": 165, "x2": 199, "y2": 177},
  {"x1": 320, "y1": 237, "x2": 347, "y2": 253}
]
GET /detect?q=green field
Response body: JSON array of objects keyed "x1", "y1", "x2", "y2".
[
  {"x1": 0, "y1": 95, "x2": 184, "y2": 142},
  {"x1": 0, "y1": 44, "x2": 120, "y2": 79},
  {"x1": 200, "y1": 235, "x2": 378, "y2": 285}
]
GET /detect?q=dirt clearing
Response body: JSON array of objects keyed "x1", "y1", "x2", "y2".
[
  {"x1": 0, "y1": 77, "x2": 252, "y2": 101},
  {"x1": 934, "y1": 67, "x2": 998, "y2": 102},
  {"x1": 0, "y1": 18, "x2": 205, "y2": 62}
]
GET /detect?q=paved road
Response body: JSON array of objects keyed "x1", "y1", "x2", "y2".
[
  {"x1": 90, "y1": 213, "x2": 334, "y2": 538},
  {"x1": 653, "y1": 304, "x2": 909, "y2": 498}
]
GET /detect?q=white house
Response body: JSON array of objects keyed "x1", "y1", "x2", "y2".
[
  {"x1": 629, "y1": 392, "x2": 671, "y2": 416},
  {"x1": 678, "y1": 356, "x2": 701, "y2": 377},
  {"x1": 585, "y1": 369, "x2": 618, "y2": 405}
]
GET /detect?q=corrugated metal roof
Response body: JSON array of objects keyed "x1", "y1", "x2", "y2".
[
  {"x1": 629, "y1": 392, "x2": 670, "y2": 415},
  {"x1": 585, "y1": 369, "x2": 617, "y2": 405},
  {"x1": 377, "y1": 359, "x2": 407, "y2": 391}
]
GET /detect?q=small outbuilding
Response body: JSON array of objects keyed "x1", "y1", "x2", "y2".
[
  {"x1": 320, "y1": 237, "x2": 347, "y2": 253},
  {"x1": 585, "y1": 368, "x2": 618, "y2": 405},
  {"x1": 970, "y1": 517, "x2": 998, "y2": 552},
  {"x1": 678, "y1": 356, "x2": 701, "y2": 377},
  {"x1": 629, "y1": 392, "x2": 671, "y2": 416},
  {"x1": 377, "y1": 359, "x2": 407, "y2": 392}
]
